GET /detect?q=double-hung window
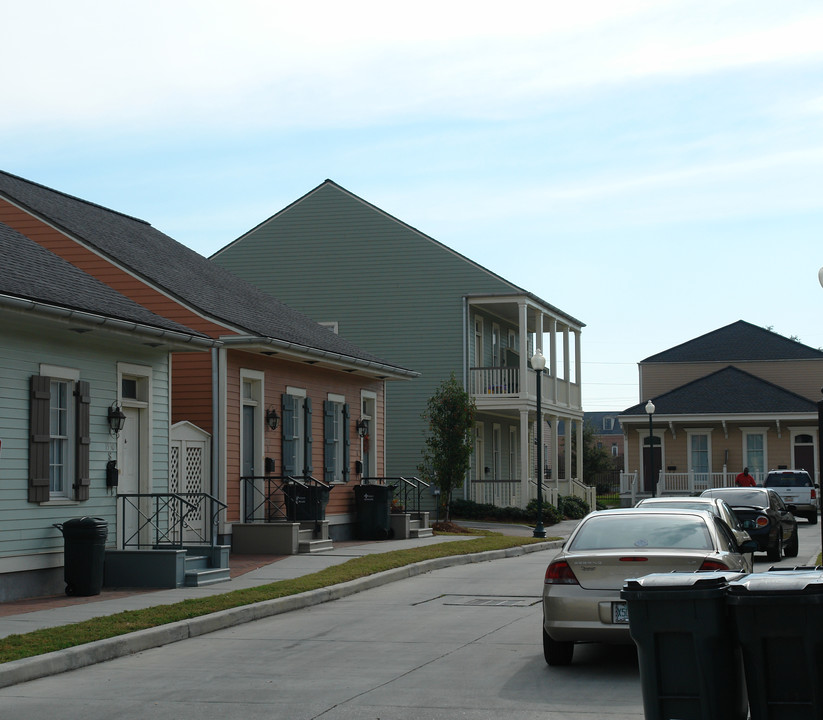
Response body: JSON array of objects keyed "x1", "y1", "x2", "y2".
[{"x1": 324, "y1": 396, "x2": 350, "y2": 483}]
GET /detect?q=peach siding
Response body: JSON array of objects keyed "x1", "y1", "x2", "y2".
[
  {"x1": 0, "y1": 200, "x2": 236, "y2": 338},
  {"x1": 642, "y1": 359, "x2": 823, "y2": 402},
  {"x1": 224, "y1": 350, "x2": 386, "y2": 523}
]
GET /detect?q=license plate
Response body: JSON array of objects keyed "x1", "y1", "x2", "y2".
[
  {"x1": 612, "y1": 602, "x2": 629, "y2": 624},
  {"x1": 784, "y1": 496, "x2": 796, "y2": 502}
]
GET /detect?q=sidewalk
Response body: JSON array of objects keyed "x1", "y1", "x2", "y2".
[{"x1": 0, "y1": 522, "x2": 575, "y2": 688}]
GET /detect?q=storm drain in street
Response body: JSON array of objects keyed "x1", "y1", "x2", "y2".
[{"x1": 415, "y1": 594, "x2": 541, "y2": 607}]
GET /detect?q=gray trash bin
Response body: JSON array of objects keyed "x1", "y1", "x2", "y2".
[
  {"x1": 621, "y1": 571, "x2": 748, "y2": 720},
  {"x1": 55, "y1": 517, "x2": 108, "y2": 596}
]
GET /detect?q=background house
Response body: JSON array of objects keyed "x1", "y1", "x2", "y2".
[
  {"x1": 211, "y1": 180, "x2": 587, "y2": 511},
  {"x1": 618, "y1": 320, "x2": 823, "y2": 501},
  {"x1": 583, "y1": 411, "x2": 624, "y2": 466},
  {"x1": 0, "y1": 219, "x2": 214, "y2": 601}
]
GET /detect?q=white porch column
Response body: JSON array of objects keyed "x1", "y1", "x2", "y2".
[
  {"x1": 574, "y1": 329, "x2": 582, "y2": 405},
  {"x1": 564, "y1": 415, "x2": 572, "y2": 483},
  {"x1": 576, "y1": 417, "x2": 583, "y2": 481},
  {"x1": 519, "y1": 409, "x2": 530, "y2": 506},
  {"x1": 551, "y1": 414, "x2": 560, "y2": 492},
  {"x1": 518, "y1": 302, "x2": 528, "y2": 398},
  {"x1": 549, "y1": 318, "x2": 558, "y2": 403},
  {"x1": 563, "y1": 325, "x2": 571, "y2": 405}
]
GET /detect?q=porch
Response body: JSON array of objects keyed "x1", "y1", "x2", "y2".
[
  {"x1": 619, "y1": 469, "x2": 764, "y2": 505},
  {"x1": 468, "y1": 477, "x2": 596, "y2": 513}
]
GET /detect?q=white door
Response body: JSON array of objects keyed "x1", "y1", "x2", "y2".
[
  {"x1": 118, "y1": 406, "x2": 141, "y2": 547},
  {"x1": 170, "y1": 422, "x2": 211, "y2": 543}
]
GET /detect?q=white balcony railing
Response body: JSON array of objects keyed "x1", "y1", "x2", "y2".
[{"x1": 469, "y1": 366, "x2": 581, "y2": 410}]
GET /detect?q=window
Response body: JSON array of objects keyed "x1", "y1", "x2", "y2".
[
  {"x1": 492, "y1": 425, "x2": 501, "y2": 480},
  {"x1": 743, "y1": 430, "x2": 767, "y2": 474},
  {"x1": 324, "y1": 396, "x2": 350, "y2": 483},
  {"x1": 691, "y1": 434, "x2": 709, "y2": 477},
  {"x1": 603, "y1": 417, "x2": 614, "y2": 431},
  {"x1": 508, "y1": 427, "x2": 517, "y2": 479},
  {"x1": 282, "y1": 390, "x2": 312, "y2": 477},
  {"x1": 611, "y1": 443, "x2": 618, "y2": 457},
  {"x1": 492, "y1": 324, "x2": 501, "y2": 366},
  {"x1": 318, "y1": 321, "x2": 339, "y2": 334},
  {"x1": 29, "y1": 368, "x2": 89, "y2": 503},
  {"x1": 474, "y1": 318, "x2": 483, "y2": 367}
]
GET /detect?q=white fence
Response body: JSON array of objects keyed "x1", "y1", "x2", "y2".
[
  {"x1": 620, "y1": 470, "x2": 765, "y2": 504},
  {"x1": 469, "y1": 477, "x2": 595, "y2": 512}
]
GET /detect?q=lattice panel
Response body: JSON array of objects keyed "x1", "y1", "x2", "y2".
[
  {"x1": 170, "y1": 445, "x2": 181, "y2": 494},
  {"x1": 185, "y1": 446, "x2": 204, "y2": 521}
]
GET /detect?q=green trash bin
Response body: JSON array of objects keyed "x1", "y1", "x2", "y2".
[
  {"x1": 354, "y1": 484, "x2": 393, "y2": 540},
  {"x1": 727, "y1": 569, "x2": 823, "y2": 720},
  {"x1": 55, "y1": 517, "x2": 108, "y2": 596},
  {"x1": 621, "y1": 571, "x2": 749, "y2": 720}
]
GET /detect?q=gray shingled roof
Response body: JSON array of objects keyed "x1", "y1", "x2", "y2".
[
  {"x1": 621, "y1": 366, "x2": 817, "y2": 416},
  {"x1": 0, "y1": 170, "x2": 412, "y2": 373},
  {"x1": 642, "y1": 320, "x2": 823, "y2": 363},
  {"x1": 0, "y1": 221, "x2": 210, "y2": 338}
]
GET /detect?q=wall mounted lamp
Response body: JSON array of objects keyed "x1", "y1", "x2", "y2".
[
  {"x1": 356, "y1": 418, "x2": 369, "y2": 438},
  {"x1": 265, "y1": 407, "x2": 280, "y2": 431},
  {"x1": 108, "y1": 403, "x2": 126, "y2": 437}
]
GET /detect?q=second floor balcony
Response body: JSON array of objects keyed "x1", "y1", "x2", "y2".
[{"x1": 469, "y1": 365, "x2": 581, "y2": 410}]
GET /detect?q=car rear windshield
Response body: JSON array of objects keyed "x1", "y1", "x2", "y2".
[
  {"x1": 765, "y1": 473, "x2": 811, "y2": 487},
  {"x1": 569, "y1": 514, "x2": 713, "y2": 551},
  {"x1": 704, "y1": 490, "x2": 767, "y2": 508}
]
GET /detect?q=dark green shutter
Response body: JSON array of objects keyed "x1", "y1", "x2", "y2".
[
  {"x1": 74, "y1": 381, "x2": 91, "y2": 501},
  {"x1": 29, "y1": 375, "x2": 51, "y2": 503},
  {"x1": 342, "y1": 403, "x2": 350, "y2": 482},
  {"x1": 303, "y1": 397, "x2": 312, "y2": 476},
  {"x1": 281, "y1": 394, "x2": 296, "y2": 475},
  {"x1": 324, "y1": 401, "x2": 335, "y2": 483}
]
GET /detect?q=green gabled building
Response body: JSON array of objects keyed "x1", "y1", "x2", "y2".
[{"x1": 212, "y1": 180, "x2": 585, "y2": 512}]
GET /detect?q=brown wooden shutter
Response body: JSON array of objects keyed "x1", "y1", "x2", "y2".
[
  {"x1": 29, "y1": 375, "x2": 51, "y2": 503},
  {"x1": 74, "y1": 380, "x2": 91, "y2": 501}
]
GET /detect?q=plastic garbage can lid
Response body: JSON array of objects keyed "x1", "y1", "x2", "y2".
[
  {"x1": 728, "y1": 570, "x2": 823, "y2": 596},
  {"x1": 623, "y1": 571, "x2": 747, "y2": 593}
]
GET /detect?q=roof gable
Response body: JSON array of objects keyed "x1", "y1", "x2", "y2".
[
  {"x1": 642, "y1": 320, "x2": 823, "y2": 363},
  {"x1": 0, "y1": 221, "x2": 207, "y2": 337},
  {"x1": 621, "y1": 366, "x2": 817, "y2": 416},
  {"x1": 0, "y1": 170, "x2": 411, "y2": 374}
]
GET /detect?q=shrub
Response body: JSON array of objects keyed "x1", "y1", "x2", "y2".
[
  {"x1": 450, "y1": 498, "x2": 562, "y2": 525},
  {"x1": 558, "y1": 495, "x2": 590, "y2": 519}
]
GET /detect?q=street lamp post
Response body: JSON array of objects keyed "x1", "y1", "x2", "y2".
[
  {"x1": 532, "y1": 349, "x2": 547, "y2": 538},
  {"x1": 645, "y1": 400, "x2": 656, "y2": 498}
]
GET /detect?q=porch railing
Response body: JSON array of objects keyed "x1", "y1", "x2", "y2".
[
  {"x1": 241, "y1": 474, "x2": 331, "y2": 525},
  {"x1": 620, "y1": 470, "x2": 766, "y2": 500},
  {"x1": 469, "y1": 366, "x2": 520, "y2": 396},
  {"x1": 117, "y1": 492, "x2": 226, "y2": 549},
  {"x1": 372, "y1": 476, "x2": 430, "y2": 514}
]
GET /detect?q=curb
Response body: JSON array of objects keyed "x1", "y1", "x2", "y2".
[{"x1": 0, "y1": 540, "x2": 561, "y2": 689}]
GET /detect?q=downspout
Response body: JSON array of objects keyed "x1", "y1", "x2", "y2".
[{"x1": 211, "y1": 347, "x2": 219, "y2": 547}]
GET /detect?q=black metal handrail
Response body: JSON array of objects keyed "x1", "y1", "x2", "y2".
[
  {"x1": 116, "y1": 492, "x2": 226, "y2": 549},
  {"x1": 364, "y1": 476, "x2": 430, "y2": 515},
  {"x1": 241, "y1": 474, "x2": 331, "y2": 531}
]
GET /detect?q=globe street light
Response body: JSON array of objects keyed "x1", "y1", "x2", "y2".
[
  {"x1": 532, "y1": 349, "x2": 547, "y2": 538},
  {"x1": 645, "y1": 400, "x2": 656, "y2": 498}
]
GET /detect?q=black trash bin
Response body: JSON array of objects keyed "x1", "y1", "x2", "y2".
[
  {"x1": 354, "y1": 484, "x2": 394, "y2": 540},
  {"x1": 284, "y1": 483, "x2": 330, "y2": 521},
  {"x1": 727, "y1": 569, "x2": 823, "y2": 720},
  {"x1": 55, "y1": 517, "x2": 108, "y2": 596},
  {"x1": 621, "y1": 571, "x2": 749, "y2": 720}
]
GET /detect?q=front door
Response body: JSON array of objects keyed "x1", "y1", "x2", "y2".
[
  {"x1": 243, "y1": 405, "x2": 255, "y2": 522},
  {"x1": 642, "y1": 440, "x2": 662, "y2": 493},
  {"x1": 794, "y1": 437, "x2": 815, "y2": 480},
  {"x1": 119, "y1": 406, "x2": 141, "y2": 547}
]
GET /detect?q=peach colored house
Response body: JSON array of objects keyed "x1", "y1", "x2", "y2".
[
  {"x1": 0, "y1": 171, "x2": 417, "y2": 568},
  {"x1": 618, "y1": 321, "x2": 823, "y2": 502}
]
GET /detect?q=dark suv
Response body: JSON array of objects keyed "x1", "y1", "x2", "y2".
[{"x1": 763, "y1": 469, "x2": 818, "y2": 524}]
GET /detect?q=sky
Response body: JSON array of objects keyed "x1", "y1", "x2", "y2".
[{"x1": 4, "y1": 0, "x2": 823, "y2": 410}]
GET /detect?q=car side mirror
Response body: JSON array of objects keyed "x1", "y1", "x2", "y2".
[
  {"x1": 786, "y1": 504, "x2": 798, "y2": 514},
  {"x1": 741, "y1": 519, "x2": 756, "y2": 530},
  {"x1": 739, "y1": 539, "x2": 758, "y2": 554}
]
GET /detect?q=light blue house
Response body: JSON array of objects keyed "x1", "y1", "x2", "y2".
[{"x1": 0, "y1": 219, "x2": 215, "y2": 601}]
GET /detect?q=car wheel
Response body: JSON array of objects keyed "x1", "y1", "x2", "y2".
[
  {"x1": 543, "y1": 627, "x2": 574, "y2": 666},
  {"x1": 785, "y1": 527, "x2": 799, "y2": 558},
  {"x1": 808, "y1": 513, "x2": 818, "y2": 525},
  {"x1": 767, "y1": 532, "x2": 783, "y2": 562}
]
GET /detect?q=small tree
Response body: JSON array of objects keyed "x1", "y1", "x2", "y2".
[
  {"x1": 572, "y1": 421, "x2": 616, "y2": 479},
  {"x1": 418, "y1": 373, "x2": 476, "y2": 520}
]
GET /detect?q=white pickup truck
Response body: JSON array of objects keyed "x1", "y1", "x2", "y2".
[{"x1": 763, "y1": 469, "x2": 819, "y2": 524}]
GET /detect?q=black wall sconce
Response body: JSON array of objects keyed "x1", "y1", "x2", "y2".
[
  {"x1": 356, "y1": 418, "x2": 369, "y2": 438},
  {"x1": 265, "y1": 407, "x2": 280, "y2": 431},
  {"x1": 108, "y1": 403, "x2": 126, "y2": 437}
]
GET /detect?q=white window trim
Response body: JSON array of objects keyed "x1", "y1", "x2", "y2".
[
  {"x1": 685, "y1": 428, "x2": 713, "y2": 475},
  {"x1": 41, "y1": 364, "x2": 81, "y2": 501},
  {"x1": 740, "y1": 427, "x2": 769, "y2": 474},
  {"x1": 360, "y1": 390, "x2": 377, "y2": 478}
]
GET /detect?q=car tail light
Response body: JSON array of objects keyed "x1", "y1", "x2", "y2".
[
  {"x1": 545, "y1": 560, "x2": 579, "y2": 585},
  {"x1": 812, "y1": 488, "x2": 817, "y2": 500},
  {"x1": 756, "y1": 516, "x2": 769, "y2": 528},
  {"x1": 619, "y1": 557, "x2": 649, "y2": 562},
  {"x1": 699, "y1": 559, "x2": 730, "y2": 571}
]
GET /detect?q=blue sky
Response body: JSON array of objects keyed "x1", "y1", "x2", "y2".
[{"x1": 5, "y1": 0, "x2": 823, "y2": 410}]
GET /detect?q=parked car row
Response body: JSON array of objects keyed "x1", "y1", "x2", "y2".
[{"x1": 541, "y1": 486, "x2": 803, "y2": 666}]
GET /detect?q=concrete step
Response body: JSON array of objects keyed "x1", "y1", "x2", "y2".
[
  {"x1": 410, "y1": 527, "x2": 433, "y2": 538},
  {"x1": 184, "y1": 567, "x2": 231, "y2": 587},
  {"x1": 298, "y1": 538, "x2": 334, "y2": 553},
  {"x1": 184, "y1": 555, "x2": 210, "y2": 571}
]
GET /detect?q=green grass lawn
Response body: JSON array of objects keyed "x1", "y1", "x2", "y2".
[{"x1": 0, "y1": 533, "x2": 548, "y2": 664}]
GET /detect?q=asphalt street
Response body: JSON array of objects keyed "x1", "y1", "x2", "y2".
[{"x1": 0, "y1": 521, "x2": 819, "y2": 720}]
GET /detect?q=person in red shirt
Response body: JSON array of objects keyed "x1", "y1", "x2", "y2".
[{"x1": 735, "y1": 467, "x2": 756, "y2": 486}]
